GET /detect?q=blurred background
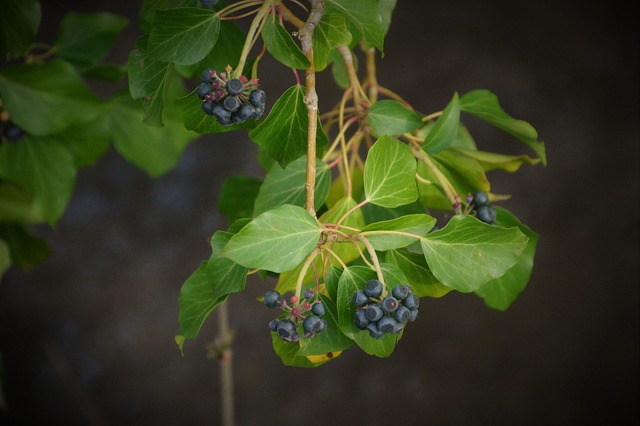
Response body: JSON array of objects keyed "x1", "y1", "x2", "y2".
[{"x1": 1, "y1": 0, "x2": 638, "y2": 425}]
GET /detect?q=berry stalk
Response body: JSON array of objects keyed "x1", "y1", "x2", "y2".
[{"x1": 233, "y1": 0, "x2": 274, "y2": 79}]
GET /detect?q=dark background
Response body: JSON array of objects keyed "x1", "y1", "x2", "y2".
[{"x1": 1, "y1": 0, "x2": 638, "y2": 425}]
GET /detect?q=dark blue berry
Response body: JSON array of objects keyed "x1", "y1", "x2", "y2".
[
  {"x1": 377, "y1": 316, "x2": 398, "y2": 334},
  {"x1": 365, "y1": 304, "x2": 383, "y2": 322},
  {"x1": 249, "y1": 89, "x2": 266, "y2": 107},
  {"x1": 381, "y1": 296, "x2": 399, "y2": 313},
  {"x1": 268, "y1": 319, "x2": 279, "y2": 331},
  {"x1": 263, "y1": 290, "x2": 281, "y2": 308},
  {"x1": 235, "y1": 103, "x2": 255, "y2": 121},
  {"x1": 212, "y1": 105, "x2": 232, "y2": 125},
  {"x1": 304, "y1": 289, "x2": 314, "y2": 299},
  {"x1": 353, "y1": 290, "x2": 369, "y2": 308},
  {"x1": 472, "y1": 190, "x2": 490, "y2": 207},
  {"x1": 197, "y1": 83, "x2": 213, "y2": 99},
  {"x1": 364, "y1": 279, "x2": 383, "y2": 298},
  {"x1": 394, "y1": 305, "x2": 411, "y2": 323},
  {"x1": 311, "y1": 302, "x2": 325, "y2": 316},
  {"x1": 366, "y1": 322, "x2": 384, "y2": 339},
  {"x1": 201, "y1": 101, "x2": 215, "y2": 115},
  {"x1": 223, "y1": 96, "x2": 241, "y2": 112},
  {"x1": 201, "y1": 69, "x2": 215, "y2": 83},
  {"x1": 409, "y1": 309, "x2": 418, "y2": 322},
  {"x1": 477, "y1": 205, "x2": 497, "y2": 224},
  {"x1": 251, "y1": 103, "x2": 265, "y2": 120},
  {"x1": 5, "y1": 125, "x2": 22, "y2": 141},
  {"x1": 354, "y1": 310, "x2": 369, "y2": 330},
  {"x1": 226, "y1": 78, "x2": 244, "y2": 96},
  {"x1": 392, "y1": 321, "x2": 403, "y2": 334},
  {"x1": 277, "y1": 320, "x2": 296, "y2": 341},
  {"x1": 392, "y1": 284, "x2": 411, "y2": 301},
  {"x1": 403, "y1": 294, "x2": 420, "y2": 310},
  {"x1": 302, "y1": 315, "x2": 323, "y2": 334}
]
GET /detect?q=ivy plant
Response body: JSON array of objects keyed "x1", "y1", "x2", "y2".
[{"x1": 0, "y1": 0, "x2": 546, "y2": 369}]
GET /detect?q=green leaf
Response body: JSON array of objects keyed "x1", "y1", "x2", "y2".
[
  {"x1": 222, "y1": 204, "x2": 321, "y2": 273},
  {"x1": 0, "y1": 181, "x2": 41, "y2": 223},
  {"x1": 0, "y1": 0, "x2": 41, "y2": 59},
  {"x1": 313, "y1": 14, "x2": 352, "y2": 71},
  {"x1": 140, "y1": 0, "x2": 195, "y2": 33},
  {"x1": 329, "y1": 48, "x2": 352, "y2": 89},
  {"x1": 420, "y1": 215, "x2": 528, "y2": 293},
  {"x1": 147, "y1": 7, "x2": 220, "y2": 65},
  {"x1": 452, "y1": 147, "x2": 541, "y2": 172},
  {"x1": 253, "y1": 156, "x2": 330, "y2": 216},
  {"x1": 474, "y1": 207, "x2": 538, "y2": 311},
  {"x1": 336, "y1": 266, "x2": 403, "y2": 358},
  {"x1": 385, "y1": 249, "x2": 451, "y2": 298},
  {"x1": 0, "y1": 135, "x2": 76, "y2": 225},
  {"x1": 0, "y1": 238, "x2": 10, "y2": 279},
  {"x1": 460, "y1": 90, "x2": 547, "y2": 165},
  {"x1": 0, "y1": 223, "x2": 50, "y2": 270},
  {"x1": 361, "y1": 214, "x2": 436, "y2": 251},
  {"x1": 177, "y1": 230, "x2": 249, "y2": 351},
  {"x1": 108, "y1": 92, "x2": 196, "y2": 177},
  {"x1": 249, "y1": 85, "x2": 328, "y2": 168},
  {"x1": 82, "y1": 63, "x2": 128, "y2": 82},
  {"x1": 53, "y1": 11, "x2": 129, "y2": 67},
  {"x1": 367, "y1": 100, "x2": 423, "y2": 136},
  {"x1": 218, "y1": 175, "x2": 262, "y2": 223},
  {"x1": 0, "y1": 60, "x2": 101, "y2": 136},
  {"x1": 174, "y1": 89, "x2": 258, "y2": 134},
  {"x1": 377, "y1": 0, "x2": 397, "y2": 37},
  {"x1": 325, "y1": 0, "x2": 385, "y2": 51},
  {"x1": 271, "y1": 333, "x2": 326, "y2": 368},
  {"x1": 298, "y1": 295, "x2": 354, "y2": 356},
  {"x1": 262, "y1": 19, "x2": 310, "y2": 69},
  {"x1": 363, "y1": 135, "x2": 418, "y2": 208},
  {"x1": 361, "y1": 199, "x2": 424, "y2": 224},
  {"x1": 423, "y1": 92, "x2": 460, "y2": 154},
  {"x1": 51, "y1": 120, "x2": 111, "y2": 168}
]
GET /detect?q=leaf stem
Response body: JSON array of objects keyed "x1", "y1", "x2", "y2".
[
  {"x1": 294, "y1": 249, "x2": 320, "y2": 300},
  {"x1": 412, "y1": 145, "x2": 461, "y2": 213}
]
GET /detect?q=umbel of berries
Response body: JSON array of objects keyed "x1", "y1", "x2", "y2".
[
  {"x1": 197, "y1": 66, "x2": 266, "y2": 126},
  {"x1": 263, "y1": 289, "x2": 327, "y2": 342},
  {"x1": 353, "y1": 280, "x2": 419, "y2": 339},
  {"x1": 469, "y1": 190, "x2": 497, "y2": 225}
]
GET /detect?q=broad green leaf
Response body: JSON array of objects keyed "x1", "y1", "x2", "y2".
[
  {"x1": 460, "y1": 90, "x2": 547, "y2": 165},
  {"x1": 361, "y1": 214, "x2": 436, "y2": 251},
  {"x1": 0, "y1": 0, "x2": 41, "y2": 59},
  {"x1": 452, "y1": 148, "x2": 541, "y2": 172},
  {"x1": 326, "y1": 165, "x2": 364, "y2": 208},
  {"x1": 385, "y1": 249, "x2": 451, "y2": 298},
  {"x1": 0, "y1": 60, "x2": 101, "y2": 136},
  {"x1": 174, "y1": 89, "x2": 258, "y2": 134},
  {"x1": 420, "y1": 215, "x2": 528, "y2": 293},
  {"x1": 222, "y1": 204, "x2": 321, "y2": 273},
  {"x1": 108, "y1": 92, "x2": 196, "y2": 177},
  {"x1": 377, "y1": 0, "x2": 397, "y2": 36},
  {"x1": 249, "y1": 85, "x2": 328, "y2": 168},
  {"x1": 298, "y1": 295, "x2": 354, "y2": 356},
  {"x1": 325, "y1": 0, "x2": 385, "y2": 51},
  {"x1": 148, "y1": 7, "x2": 220, "y2": 65},
  {"x1": 218, "y1": 175, "x2": 262, "y2": 223},
  {"x1": 0, "y1": 239, "x2": 9, "y2": 279},
  {"x1": 139, "y1": 0, "x2": 195, "y2": 32},
  {"x1": 275, "y1": 197, "x2": 364, "y2": 295},
  {"x1": 271, "y1": 333, "x2": 327, "y2": 368},
  {"x1": 53, "y1": 11, "x2": 129, "y2": 67},
  {"x1": 423, "y1": 92, "x2": 460, "y2": 154},
  {"x1": 367, "y1": 100, "x2": 423, "y2": 136},
  {"x1": 0, "y1": 135, "x2": 76, "y2": 225},
  {"x1": 363, "y1": 135, "x2": 418, "y2": 207},
  {"x1": 262, "y1": 19, "x2": 310, "y2": 69},
  {"x1": 475, "y1": 207, "x2": 538, "y2": 311},
  {"x1": 254, "y1": 156, "x2": 330, "y2": 216},
  {"x1": 336, "y1": 265, "x2": 403, "y2": 358},
  {"x1": 329, "y1": 48, "x2": 351, "y2": 89},
  {"x1": 128, "y1": 36, "x2": 171, "y2": 100},
  {"x1": 177, "y1": 230, "x2": 249, "y2": 352},
  {"x1": 0, "y1": 223, "x2": 50, "y2": 269},
  {"x1": 361, "y1": 200, "x2": 424, "y2": 224},
  {"x1": 419, "y1": 121, "x2": 477, "y2": 150},
  {"x1": 313, "y1": 14, "x2": 352, "y2": 71},
  {"x1": 51, "y1": 120, "x2": 111, "y2": 168},
  {"x1": 0, "y1": 182, "x2": 41, "y2": 223}
]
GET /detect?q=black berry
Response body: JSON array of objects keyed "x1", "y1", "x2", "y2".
[
  {"x1": 394, "y1": 305, "x2": 411, "y2": 323},
  {"x1": 311, "y1": 302, "x2": 326, "y2": 316},
  {"x1": 201, "y1": 101, "x2": 215, "y2": 115},
  {"x1": 377, "y1": 316, "x2": 398, "y2": 334},
  {"x1": 223, "y1": 96, "x2": 241, "y2": 112},
  {"x1": 365, "y1": 304, "x2": 383, "y2": 322},
  {"x1": 353, "y1": 290, "x2": 369, "y2": 308},
  {"x1": 249, "y1": 89, "x2": 266, "y2": 107},
  {"x1": 354, "y1": 310, "x2": 369, "y2": 330},
  {"x1": 226, "y1": 78, "x2": 244, "y2": 96},
  {"x1": 391, "y1": 285, "x2": 410, "y2": 301},
  {"x1": 302, "y1": 315, "x2": 323, "y2": 335},
  {"x1": 276, "y1": 320, "x2": 297, "y2": 341},
  {"x1": 403, "y1": 294, "x2": 420, "y2": 310},
  {"x1": 472, "y1": 190, "x2": 490, "y2": 207},
  {"x1": 366, "y1": 322, "x2": 384, "y2": 339},
  {"x1": 477, "y1": 205, "x2": 497, "y2": 224},
  {"x1": 201, "y1": 68, "x2": 215, "y2": 83},
  {"x1": 264, "y1": 290, "x2": 282, "y2": 309},
  {"x1": 197, "y1": 83, "x2": 213, "y2": 99},
  {"x1": 380, "y1": 296, "x2": 399, "y2": 313},
  {"x1": 364, "y1": 279, "x2": 383, "y2": 298}
]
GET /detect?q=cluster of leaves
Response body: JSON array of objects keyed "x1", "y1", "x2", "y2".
[
  {"x1": 169, "y1": 0, "x2": 546, "y2": 367},
  {"x1": 0, "y1": 0, "x2": 203, "y2": 280}
]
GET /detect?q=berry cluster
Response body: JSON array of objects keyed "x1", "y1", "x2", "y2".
[
  {"x1": 0, "y1": 100, "x2": 23, "y2": 143},
  {"x1": 197, "y1": 67, "x2": 266, "y2": 126},
  {"x1": 467, "y1": 190, "x2": 497, "y2": 225},
  {"x1": 353, "y1": 280, "x2": 419, "y2": 339},
  {"x1": 264, "y1": 289, "x2": 327, "y2": 342}
]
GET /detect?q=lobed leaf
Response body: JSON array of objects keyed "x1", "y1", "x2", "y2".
[
  {"x1": 262, "y1": 19, "x2": 310, "y2": 69},
  {"x1": 361, "y1": 214, "x2": 436, "y2": 251},
  {"x1": 422, "y1": 92, "x2": 460, "y2": 154},
  {"x1": 325, "y1": 0, "x2": 385, "y2": 51},
  {"x1": 367, "y1": 100, "x2": 423, "y2": 136},
  {"x1": 313, "y1": 14, "x2": 352, "y2": 71}
]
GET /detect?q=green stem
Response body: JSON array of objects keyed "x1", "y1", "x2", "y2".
[
  {"x1": 412, "y1": 145, "x2": 461, "y2": 213},
  {"x1": 294, "y1": 249, "x2": 320, "y2": 301},
  {"x1": 234, "y1": 0, "x2": 274, "y2": 78},
  {"x1": 355, "y1": 235, "x2": 385, "y2": 286}
]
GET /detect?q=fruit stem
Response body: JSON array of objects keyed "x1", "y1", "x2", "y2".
[
  {"x1": 234, "y1": 0, "x2": 274, "y2": 78},
  {"x1": 412, "y1": 144, "x2": 462, "y2": 213},
  {"x1": 365, "y1": 47, "x2": 379, "y2": 103},
  {"x1": 355, "y1": 235, "x2": 385, "y2": 287},
  {"x1": 299, "y1": 0, "x2": 325, "y2": 217},
  {"x1": 295, "y1": 249, "x2": 321, "y2": 301}
]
